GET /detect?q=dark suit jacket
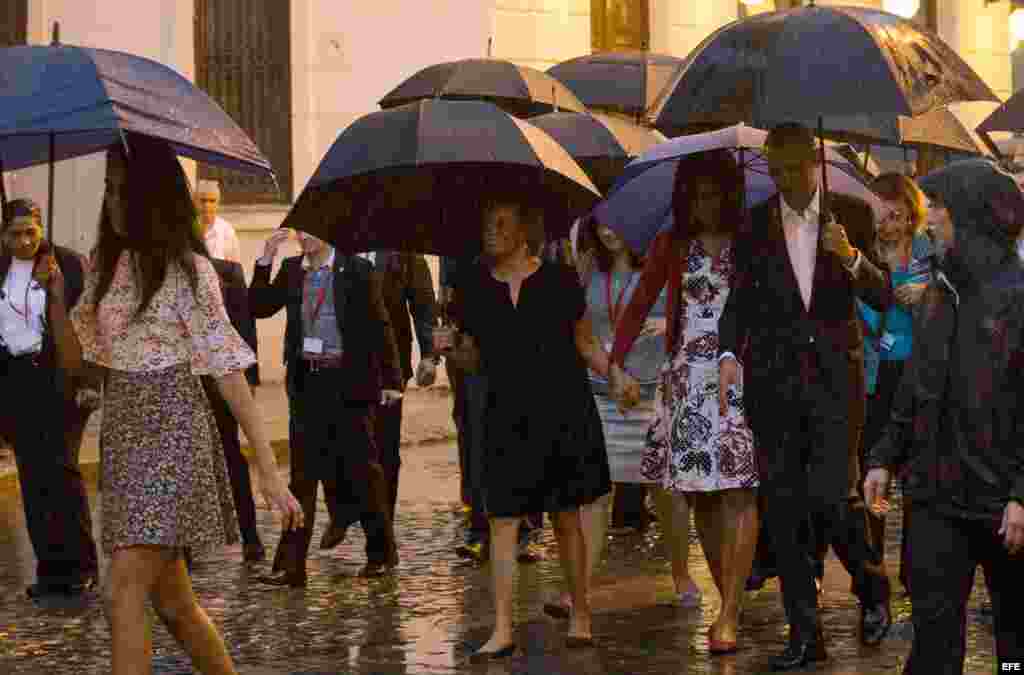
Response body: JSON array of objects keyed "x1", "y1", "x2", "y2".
[
  {"x1": 208, "y1": 258, "x2": 258, "y2": 387},
  {"x1": 249, "y1": 253, "x2": 402, "y2": 402},
  {"x1": 372, "y1": 251, "x2": 437, "y2": 386},
  {"x1": 718, "y1": 193, "x2": 891, "y2": 483},
  {"x1": 0, "y1": 246, "x2": 88, "y2": 445}
]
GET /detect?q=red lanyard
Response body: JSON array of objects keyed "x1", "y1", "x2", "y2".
[
  {"x1": 605, "y1": 271, "x2": 635, "y2": 326},
  {"x1": 4, "y1": 281, "x2": 33, "y2": 326},
  {"x1": 307, "y1": 285, "x2": 327, "y2": 323}
]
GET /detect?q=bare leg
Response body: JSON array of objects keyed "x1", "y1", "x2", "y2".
[
  {"x1": 151, "y1": 553, "x2": 238, "y2": 674},
  {"x1": 652, "y1": 487, "x2": 697, "y2": 594},
  {"x1": 708, "y1": 489, "x2": 759, "y2": 644},
  {"x1": 104, "y1": 546, "x2": 174, "y2": 675},
  {"x1": 478, "y1": 517, "x2": 519, "y2": 654},
  {"x1": 559, "y1": 492, "x2": 612, "y2": 609},
  {"x1": 553, "y1": 509, "x2": 592, "y2": 640},
  {"x1": 692, "y1": 493, "x2": 725, "y2": 593}
]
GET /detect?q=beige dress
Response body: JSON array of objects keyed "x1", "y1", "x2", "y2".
[{"x1": 71, "y1": 252, "x2": 255, "y2": 555}]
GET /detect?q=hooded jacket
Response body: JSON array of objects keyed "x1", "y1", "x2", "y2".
[{"x1": 867, "y1": 159, "x2": 1024, "y2": 520}]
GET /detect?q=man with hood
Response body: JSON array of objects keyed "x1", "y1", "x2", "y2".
[{"x1": 865, "y1": 159, "x2": 1024, "y2": 675}]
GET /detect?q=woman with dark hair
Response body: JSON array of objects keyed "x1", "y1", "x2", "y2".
[
  {"x1": 865, "y1": 159, "x2": 1024, "y2": 674},
  {"x1": 443, "y1": 196, "x2": 619, "y2": 660},
  {"x1": 612, "y1": 149, "x2": 759, "y2": 653},
  {"x1": 1, "y1": 197, "x2": 99, "y2": 598},
  {"x1": 859, "y1": 172, "x2": 935, "y2": 591},
  {"x1": 43, "y1": 134, "x2": 302, "y2": 675}
]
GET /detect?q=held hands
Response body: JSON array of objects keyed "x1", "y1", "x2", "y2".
[
  {"x1": 262, "y1": 228, "x2": 291, "y2": 261},
  {"x1": 640, "y1": 318, "x2": 668, "y2": 339},
  {"x1": 609, "y1": 363, "x2": 640, "y2": 413},
  {"x1": 718, "y1": 356, "x2": 741, "y2": 416},
  {"x1": 894, "y1": 283, "x2": 927, "y2": 308},
  {"x1": 999, "y1": 501, "x2": 1024, "y2": 555},
  {"x1": 75, "y1": 388, "x2": 103, "y2": 412},
  {"x1": 254, "y1": 462, "x2": 304, "y2": 531},
  {"x1": 863, "y1": 468, "x2": 892, "y2": 516},
  {"x1": 821, "y1": 219, "x2": 856, "y2": 267}
]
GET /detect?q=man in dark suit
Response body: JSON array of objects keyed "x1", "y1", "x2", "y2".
[
  {"x1": 1, "y1": 198, "x2": 98, "y2": 598},
  {"x1": 320, "y1": 251, "x2": 436, "y2": 551},
  {"x1": 200, "y1": 257, "x2": 265, "y2": 563},
  {"x1": 718, "y1": 123, "x2": 892, "y2": 670},
  {"x1": 248, "y1": 228, "x2": 403, "y2": 586}
]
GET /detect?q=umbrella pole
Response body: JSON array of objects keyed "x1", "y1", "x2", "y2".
[
  {"x1": 0, "y1": 153, "x2": 7, "y2": 219},
  {"x1": 817, "y1": 116, "x2": 829, "y2": 229},
  {"x1": 47, "y1": 132, "x2": 55, "y2": 244}
]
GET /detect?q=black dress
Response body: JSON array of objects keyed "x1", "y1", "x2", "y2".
[{"x1": 458, "y1": 260, "x2": 610, "y2": 518}]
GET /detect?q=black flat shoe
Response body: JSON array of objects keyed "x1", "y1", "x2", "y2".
[
  {"x1": 254, "y1": 570, "x2": 307, "y2": 588},
  {"x1": 543, "y1": 601, "x2": 571, "y2": 619},
  {"x1": 469, "y1": 643, "x2": 516, "y2": 663},
  {"x1": 566, "y1": 635, "x2": 596, "y2": 649},
  {"x1": 360, "y1": 562, "x2": 396, "y2": 578},
  {"x1": 770, "y1": 640, "x2": 827, "y2": 671}
]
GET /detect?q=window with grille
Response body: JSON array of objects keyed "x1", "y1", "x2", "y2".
[
  {"x1": 0, "y1": 1, "x2": 27, "y2": 47},
  {"x1": 194, "y1": 0, "x2": 293, "y2": 204},
  {"x1": 591, "y1": 0, "x2": 650, "y2": 52}
]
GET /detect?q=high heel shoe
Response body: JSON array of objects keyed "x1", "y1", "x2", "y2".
[
  {"x1": 708, "y1": 625, "x2": 738, "y2": 654},
  {"x1": 469, "y1": 643, "x2": 516, "y2": 662}
]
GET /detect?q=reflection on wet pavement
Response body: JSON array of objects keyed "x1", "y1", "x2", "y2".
[{"x1": 0, "y1": 442, "x2": 998, "y2": 674}]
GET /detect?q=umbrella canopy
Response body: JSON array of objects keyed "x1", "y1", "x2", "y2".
[
  {"x1": 547, "y1": 51, "x2": 685, "y2": 119},
  {"x1": 378, "y1": 58, "x2": 587, "y2": 118},
  {"x1": 594, "y1": 124, "x2": 882, "y2": 254},
  {"x1": 899, "y1": 101, "x2": 1001, "y2": 156},
  {"x1": 527, "y1": 111, "x2": 667, "y2": 193},
  {"x1": 650, "y1": 5, "x2": 998, "y2": 143},
  {"x1": 0, "y1": 44, "x2": 273, "y2": 176},
  {"x1": 282, "y1": 99, "x2": 601, "y2": 257}
]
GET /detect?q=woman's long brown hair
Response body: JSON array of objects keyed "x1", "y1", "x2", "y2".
[
  {"x1": 671, "y1": 149, "x2": 746, "y2": 241},
  {"x1": 92, "y1": 134, "x2": 209, "y2": 319}
]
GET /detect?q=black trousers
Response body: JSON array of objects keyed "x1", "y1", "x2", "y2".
[
  {"x1": 755, "y1": 351, "x2": 889, "y2": 643},
  {"x1": 201, "y1": 378, "x2": 262, "y2": 549},
  {"x1": 274, "y1": 366, "x2": 396, "y2": 573},
  {"x1": 903, "y1": 505, "x2": 1023, "y2": 674},
  {"x1": 374, "y1": 397, "x2": 402, "y2": 521},
  {"x1": 862, "y1": 358, "x2": 911, "y2": 589},
  {"x1": 3, "y1": 357, "x2": 97, "y2": 585}
]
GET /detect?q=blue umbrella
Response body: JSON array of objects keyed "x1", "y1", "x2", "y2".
[
  {"x1": 0, "y1": 28, "x2": 274, "y2": 237},
  {"x1": 594, "y1": 124, "x2": 883, "y2": 254}
]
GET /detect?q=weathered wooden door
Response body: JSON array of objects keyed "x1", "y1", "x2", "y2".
[
  {"x1": 0, "y1": 0, "x2": 27, "y2": 47},
  {"x1": 194, "y1": 0, "x2": 293, "y2": 203}
]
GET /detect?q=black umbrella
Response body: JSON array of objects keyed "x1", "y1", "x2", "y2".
[
  {"x1": 978, "y1": 87, "x2": 1024, "y2": 144},
  {"x1": 650, "y1": 5, "x2": 998, "y2": 143},
  {"x1": 378, "y1": 58, "x2": 587, "y2": 118},
  {"x1": 547, "y1": 51, "x2": 685, "y2": 121},
  {"x1": 528, "y1": 111, "x2": 667, "y2": 193},
  {"x1": 281, "y1": 99, "x2": 600, "y2": 257}
]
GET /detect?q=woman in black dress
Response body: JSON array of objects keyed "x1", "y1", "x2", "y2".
[{"x1": 445, "y1": 198, "x2": 628, "y2": 660}]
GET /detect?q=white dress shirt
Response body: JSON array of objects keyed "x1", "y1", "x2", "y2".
[
  {"x1": 780, "y1": 189, "x2": 822, "y2": 311},
  {"x1": 0, "y1": 259, "x2": 46, "y2": 356},
  {"x1": 203, "y1": 216, "x2": 242, "y2": 263}
]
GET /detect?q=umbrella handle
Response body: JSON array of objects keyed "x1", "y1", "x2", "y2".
[{"x1": 47, "y1": 132, "x2": 55, "y2": 244}]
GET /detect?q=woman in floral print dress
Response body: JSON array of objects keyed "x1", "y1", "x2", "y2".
[
  {"x1": 611, "y1": 150, "x2": 759, "y2": 653},
  {"x1": 45, "y1": 135, "x2": 302, "y2": 675}
]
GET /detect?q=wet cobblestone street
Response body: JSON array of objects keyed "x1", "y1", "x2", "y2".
[{"x1": 0, "y1": 441, "x2": 999, "y2": 674}]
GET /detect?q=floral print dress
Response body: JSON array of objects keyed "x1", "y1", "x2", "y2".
[{"x1": 641, "y1": 239, "x2": 758, "y2": 493}]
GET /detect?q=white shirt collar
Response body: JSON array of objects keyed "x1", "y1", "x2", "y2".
[
  {"x1": 301, "y1": 247, "x2": 336, "y2": 271},
  {"x1": 780, "y1": 188, "x2": 821, "y2": 225}
]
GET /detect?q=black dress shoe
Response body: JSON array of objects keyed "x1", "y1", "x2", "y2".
[
  {"x1": 254, "y1": 570, "x2": 307, "y2": 588},
  {"x1": 243, "y1": 543, "x2": 266, "y2": 563},
  {"x1": 319, "y1": 523, "x2": 347, "y2": 550},
  {"x1": 860, "y1": 602, "x2": 892, "y2": 646},
  {"x1": 770, "y1": 640, "x2": 828, "y2": 671},
  {"x1": 360, "y1": 561, "x2": 396, "y2": 578},
  {"x1": 469, "y1": 643, "x2": 516, "y2": 663}
]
